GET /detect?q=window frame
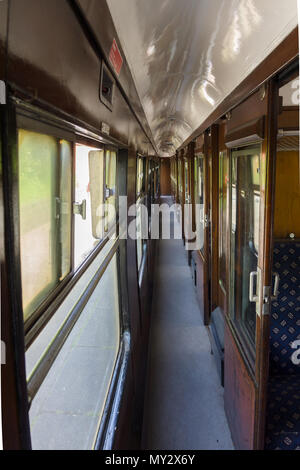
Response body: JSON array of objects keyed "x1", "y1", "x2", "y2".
[
  {"x1": 194, "y1": 152, "x2": 205, "y2": 255},
  {"x1": 228, "y1": 142, "x2": 262, "y2": 366},
  {"x1": 15, "y1": 102, "x2": 121, "y2": 346},
  {"x1": 6, "y1": 96, "x2": 131, "y2": 450},
  {"x1": 136, "y1": 155, "x2": 148, "y2": 276},
  {"x1": 218, "y1": 150, "x2": 229, "y2": 293}
]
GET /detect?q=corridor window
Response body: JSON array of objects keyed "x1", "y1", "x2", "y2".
[
  {"x1": 178, "y1": 159, "x2": 183, "y2": 197},
  {"x1": 74, "y1": 144, "x2": 105, "y2": 269},
  {"x1": 28, "y1": 252, "x2": 121, "y2": 450},
  {"x1": 136, "y1": 157, "x2": 146, "y2": 196},
  {"x1": 229, "y1": 144, "x2": 261, "y2": 348},
  {"x1": 136, "y1": 156, "x2": 148, "y2": 271},
  {"x1": 219, "y1": 151, "x2": 229, "y2": 290},
  {"x1": 194, "y1": 154, "x2": 205, "y2": 253},
  {"x1": 105, "y1": 150, "x2": 117, "y2": 233},
  {"x1": 18, "y1": 130, "x2": 72, "y2": 321}
]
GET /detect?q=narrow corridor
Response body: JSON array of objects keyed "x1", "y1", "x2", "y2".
[{"x1": 142, "y1": 198, "x2": 234, "y2": 450}]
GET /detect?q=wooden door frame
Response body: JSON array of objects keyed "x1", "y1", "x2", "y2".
[
  {"x1": 1, "y1": 94, "x2": 32, "y2": 449},
  {"x1": 207, "y1": 125, "x2": 219, "y2": 315},
  {"x1": 224, "y1": 80, "x2": 277, "y2": 449}
]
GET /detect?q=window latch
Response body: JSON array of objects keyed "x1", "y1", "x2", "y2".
[
  {"x1": 73, "y1": 200, "x2": 87, "y2": 220},
  {"x1": 105, "y1": 187, "x2": 115, "y2": 199}
]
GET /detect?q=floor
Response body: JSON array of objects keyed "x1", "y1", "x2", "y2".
[{"x1": 142, "y1": 197, "x2": 234, "y2": 450}]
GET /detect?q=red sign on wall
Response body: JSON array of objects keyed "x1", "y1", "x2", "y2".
[{"x1": 109, "y1": 39, "x2": 123, "y2": 76}]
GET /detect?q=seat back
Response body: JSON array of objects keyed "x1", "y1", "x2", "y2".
[{"x1": 269, "y1": 242, "x2": 300, "y2": 376}]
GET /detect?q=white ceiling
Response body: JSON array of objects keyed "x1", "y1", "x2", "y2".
[{"x1": 107, "y1": 0, "x2": 298, "y2": 156}]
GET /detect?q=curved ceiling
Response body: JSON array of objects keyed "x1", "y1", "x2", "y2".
[{"x1": 107, "y1": 0, "x2": 298, "y2": 156}]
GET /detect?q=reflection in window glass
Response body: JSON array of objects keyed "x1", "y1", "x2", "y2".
[
  {"x1": 74, "y1": 144, "x2": 104, "y2": 269},
  {"x1": 184, "y1": 160, "x2": 189, "y2": 199},
  {"x1": 29, "y1": 253, "x2": 120, "y2": 450},
  {"x1": 230, "y1": 144, "x2": 261, "y2": 348},
  {"x1": 219, "y1": 151, "x2": 229, "y2": 289},
  {"x1": 105, "y1": 150, "x2": 117, "y2": 233},
  {"x1": 19, "y1": 130, "x2": 72, "y2": 321},
  {"x1": 178, "y1": 159, "x2": 183, "y2": 197},
  {"x1": 136, "y1": 157, "x2": 146, "y2": 196},
  {"x1": 194, "y1": 154, "x2": 205, "y2": 253},
  {"x1": 136, "y1": 157, "x2": 148, "y2": 271}
]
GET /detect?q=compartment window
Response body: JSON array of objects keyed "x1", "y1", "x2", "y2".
[
  {"x1": 229, "y1": 144, "x2": 261, "y2": 348},
  {"x1": 219, "y1": 151, "x2": 229, "y2": 289},
  {"x1": 19, "y1": 130, "x2": 72, "y2": 321},
  {"x1": 194, "y1": 153, "x2": 205, "y2": 253},
  {"x1": 136, "y1": 156, "x2": 148, "y2": 271}
]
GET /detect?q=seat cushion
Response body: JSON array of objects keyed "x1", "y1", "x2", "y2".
[
  {"x1": 270, "y1": 243, "x2": 300, "y2": 375},
  {"x1": 265, "y1": 375, "x2": 300, "y2": 450}
]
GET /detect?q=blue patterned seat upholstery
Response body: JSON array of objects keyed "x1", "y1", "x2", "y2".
[
  {"x1": 266, "y1": 375, "x2": 300, "y2": 450},
  {"x1": 266, "y1": 243, "x2": 300, "y2": 450}
]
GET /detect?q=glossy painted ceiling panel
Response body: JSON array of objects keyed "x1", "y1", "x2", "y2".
[{"x1": 107, "y1": 0, "x2": 298, "y2": 156}]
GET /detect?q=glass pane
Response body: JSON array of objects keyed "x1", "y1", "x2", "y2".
[
  {"x1": 184, "y1": 161, "x2": 189, "y2": 198},
  {"x1": 219, "y1": 151, "x2": 229, "y2": 288},
  {"x1": 136, "y1": 196, "x2": 147, "y2": 271},
  {"x1": 195, "y1": 154, "x2": 205, "y2": 253},
  {"x1": 105, "y1": 150, "x2": 117, "y2": 233},
  {"x1": 178, "y1": 159, "x2": 182, "y2": 197},
  {"x1": 19, "y1": 130, "x2": 72, "y2": 321},
  {"x1": 230, "y1": 144, "x2": 261, "y2": 347},
  {"x1": 59, "y1": 141, "x2": 72, "y2": 279},
  {"x1": 136, "y1": 157, "x2": 144, "y2": 195},
  {"x1": 29, "y1": 253, "x2": 120, "y2": 450},
  {"x1": 74, "y1": 144, "x2": 104, "y2": 269}
]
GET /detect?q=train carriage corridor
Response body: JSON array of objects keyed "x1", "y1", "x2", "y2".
[
  {"x1": 0, "y1": 0, "x2": 299, "y2": 452},
  {"x1": 142, "y1": 197, "x2": 234, "y2": 450}
]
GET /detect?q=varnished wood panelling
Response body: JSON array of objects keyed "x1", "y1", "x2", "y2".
[
  {"x1": 224, "y1": 324, "x2": 256, "y2": 450},
  {"x1": 278, "y1": 107, "x2": 299, "y2": 130},
  {"x1": 160, "y1": 159, "x2": 171, "y2": 195},
  {"x1": 209, "y1": 125, "x2": 219, "y2": 313},
  {"x1": 226, "y1": 90, "x2": 268, "y2": 134},
  {"x1": 274, "y1": 150, "x2": 300, "y2": 238},
  {"x1": 192, "y1": 250, "x2": 209, "y2": 324}
]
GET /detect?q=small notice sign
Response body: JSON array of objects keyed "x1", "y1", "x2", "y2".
[
  {"x1": 101, "y1": 122, "x2": 110, "y2": 135},
  {"x1": 109, "y1": 39, "x2": 123, "y2": 76}
]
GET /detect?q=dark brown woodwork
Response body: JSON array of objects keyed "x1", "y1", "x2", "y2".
[
  {"x1": 253, "y1": 78, "x2": 280, "y2": 450},
  {"x1": 192, "y1": 250, "x2": 209, "y2": 324},
  {"x1": 160, "y1": 158, "x2": 171, "y2": 195},
  {"x1": 224, "y1": 323, "x2": 256, "y2": 450},
  {"x1": 189, "y1": 142, "x2": 196, "y2": 234},
  {"x1": 223, "y1": 79, "x2": 279, "y2": 450},
  {"x1": 278, "y1": 107, "x2": 299, "y2": 130},
  {"x1": 225, "y1": 117, "x2": 265, "y2": 147},
  {"x1": 209, "y1": 125, "x2": 219, "y2": 313},
  {"x1": 217, "y1": 123, "x2": 228, "y2": 314},
  {"x1": 202, "y1": 132, "x2": 211, "y2": 325}
]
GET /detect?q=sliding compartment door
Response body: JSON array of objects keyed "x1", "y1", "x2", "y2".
[{"x1": 224, "y1": 83, "x2": 278, "y2": 449}]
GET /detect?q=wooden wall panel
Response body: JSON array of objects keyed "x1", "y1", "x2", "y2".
[
  {"x1": 274, "y1": 150, "x2": 300, "y2": 238},
  {"x1": 160, "y1": 159, "x2": 171, "y2": 195},
  {"x1": 224, "y1": 324, "x2": 256, "y2": 450},
  {"x1": 192, "y1": 250, "x2": 209, "y2": 324}
]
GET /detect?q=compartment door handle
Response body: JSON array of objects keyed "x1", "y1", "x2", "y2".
[{"x1": 249, "y1": 271, "x2": 259, "y2": 302}]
